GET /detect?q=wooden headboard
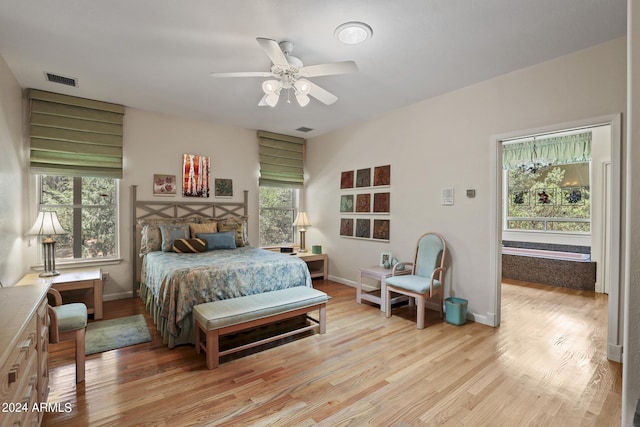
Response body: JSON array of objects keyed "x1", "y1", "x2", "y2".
[{"x1": 130, "y1": 185, "x2": 248, "y2": 295}]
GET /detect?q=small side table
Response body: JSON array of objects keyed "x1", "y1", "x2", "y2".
[
  {"x1": 51, "y1": 269, "x2": 103, "y2": 320},
  {"x1": 356, "y1": 266, "x2": 411, "y2": 313},
  {"x1": 296, "y1": 252, "x2": 328, "y2": 280}
]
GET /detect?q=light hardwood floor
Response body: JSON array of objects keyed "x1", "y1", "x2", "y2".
[{"x1": 43, "y1": 280, "x2": 621, "y2": 426}]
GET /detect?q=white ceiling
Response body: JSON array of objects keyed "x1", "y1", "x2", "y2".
[{"x1": 0, "y1": 0, "x2": 627, "y2": 138}]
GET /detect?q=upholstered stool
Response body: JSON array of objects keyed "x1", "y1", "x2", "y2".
[{"x1": 48, "y1": 288, "x2": 88, "y2": 383}]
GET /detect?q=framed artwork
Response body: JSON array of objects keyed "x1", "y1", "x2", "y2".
[
  {"x1": 214, "y1": 178, "x2": 233, "y2": 197},
  {"x1": 373, "y1": 165, "x2": 391, "y2": 186},
  {"x1": 373, "y1": 192, "x2": 390, "y2": 213},
  {"x1": 373, "y1": 219, "x2": 390, "y2": 240},
  {"x1": 340, "y1": 194, "x2": 354, "y2": 212},
  {"x1": 379, "y1": 251, "x2": 393, "y2": 268},
  {"x1": 356, "y1": 193, "x2": 371, "y2": 212},
  {"x1": 340, "y1": 218, "x2": 354, "y2": 237},
  {"x1": 355, "y1": 218, "x2": 371, "y2": 238},
  {"x1": 153, "y1": 174, "x2": 176, "y2": 196},
  {"x1": 340, "y1": 171, "x2": 354, "y2": 189},
  {"x1": 183, "y1": 154, "x2": 210, "y2": 197},
  {"x1": 356, "y1": 168, "x2": 371, "y2": 188},
  {"x1": 339, "y1": 165, "x2": 391, "y2": 241}
]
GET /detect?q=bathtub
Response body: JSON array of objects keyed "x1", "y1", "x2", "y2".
[
  {"x1": 501, "y1": 246, "x2": 591, "y2": 262},
  {"x1": 501, "y1": 244, "x2": 596, "y2": 291}
]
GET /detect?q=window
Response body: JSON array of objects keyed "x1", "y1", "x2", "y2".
[
  {"x1": 505, "y1": 163, "x2": 590, "y2": 233},
  {"x1": 39, "y1": 175, "x2": 118, "y2": 261},
  {"x1": 259, "y1": 187, "x2": 298, "y2": 246}
]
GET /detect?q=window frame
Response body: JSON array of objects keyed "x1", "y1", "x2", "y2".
[
  {"x1": 502, "y1": 163, "x2": 592, "y2": 235},
  {"x1": 258, "y1": 186, "x2": 300, "y2": 247},
  {"x1": 36, "y1": 175, "x2": 121, "y2": 266}
]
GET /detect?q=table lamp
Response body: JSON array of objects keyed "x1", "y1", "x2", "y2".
[
  {"x1": 28, "y1": 211, "x2": 68, "y2": 277},
  {"x1": 293, "y1": 212, "x2": 311, "y2": 252}
]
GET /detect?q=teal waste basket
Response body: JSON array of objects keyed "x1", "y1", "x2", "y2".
[{"x1": 445, "y1": 297, "x2": 468, "y2": 325}]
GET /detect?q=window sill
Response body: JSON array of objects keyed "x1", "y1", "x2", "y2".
[{"x1": 30, "y1": 258, "x2": 123, "y2": 273}]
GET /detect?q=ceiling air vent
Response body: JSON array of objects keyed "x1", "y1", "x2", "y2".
[
  {"x1": 44, "y1": 72, "x2": 78, "y2": 87},
  {"x1": 296, "y1": 127, "x2": 313, "y2": 133}
]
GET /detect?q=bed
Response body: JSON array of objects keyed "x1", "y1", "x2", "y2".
[{"x1": 131, "y1": 186, "x2": 312, "y2": 347}]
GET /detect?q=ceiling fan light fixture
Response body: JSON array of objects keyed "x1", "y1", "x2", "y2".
[
  {"x1": 265, "y1": 92, "x2": 280, "y2": 107},
  {"x1": 294, "y1": 79, "x2": 311, "y2": 95},
  {"x1": 262, "y1": 79, "x2": 280, "y2": 94},
  {"x1": 295, "y1": 93, "x2": 310, "y2": 107},
  {"x1": 334, "y1": 21, "x2": 372, "y2": 45}
]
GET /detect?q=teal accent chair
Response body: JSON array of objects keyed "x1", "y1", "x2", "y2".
[
  {"x1": 385, "y1": 232, "x2": 447, "y2": 329},
  {"x1": 48, "y1": 288, "x2": 88, "y2": 383}
]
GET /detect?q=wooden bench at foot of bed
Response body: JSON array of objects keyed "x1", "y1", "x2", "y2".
[{"x1": 194, "y1": 287, "x2": 329, "y2": 369}]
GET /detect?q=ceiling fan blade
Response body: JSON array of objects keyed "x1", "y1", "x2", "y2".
[
  {"x1": 299, "y1": 61, "x2": 358, "y2": 78},
  {"x1": 258, "y1": 94, "x2": 269, "y2": 106},
  {"x1": 256, "y1": 37, "x2": 289, "y2": 67},
  {"x1": 210, "y1": 71, "x2": 274, "y2": 78},
  {"x1": 308, "y1": 81, "x2": 338, "y2": 105}
]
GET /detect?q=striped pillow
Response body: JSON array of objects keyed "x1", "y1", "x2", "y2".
[{"x1": 173, "y1": 238, "x2": 206, "y2": 253}]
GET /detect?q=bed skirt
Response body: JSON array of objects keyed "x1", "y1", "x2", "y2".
[{"x1": 140, "y1": 281, "x2": 195, "y2": 348}]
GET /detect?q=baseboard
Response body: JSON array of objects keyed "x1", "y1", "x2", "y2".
[
  {"x1": 607, "y1": 343, "x2": 622, "y2": 362},
  {"x1": 103, "y1": 291, "x2": 134, "y2": 301},
  {"x1": 328, "y1": 275, "x2": 355, "y2": 287}
]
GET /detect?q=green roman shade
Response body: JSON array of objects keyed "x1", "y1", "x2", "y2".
[
  {"x1": 28, "y1": 89, "x2": 125, "y2": 179},
  {"x1": 258, "y1": 130, "x2": 305, "y2": 188}
]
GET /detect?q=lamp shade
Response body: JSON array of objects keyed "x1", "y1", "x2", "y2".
[
  {"x1": 28, "y1": 211, "x2": 68, "y2": 236},
  {"x1": 293, "y1": 212, "x2": 311, "y2": 228}
]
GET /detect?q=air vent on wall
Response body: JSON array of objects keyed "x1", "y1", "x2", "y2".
[
  {"x1": 296, "y1": 126, "x2": 314, "y2": 133},
  {"x1": 44, "y1": 72, "x2": 78, "y2": 87}
]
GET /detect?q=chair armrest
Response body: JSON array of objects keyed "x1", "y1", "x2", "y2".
[
  {"x1": 47, "y1": 288, "x2": 63, "y2": 306},
  {"x1": 431, "y1": 266, "x2": 447, "y2": 282},
  {"x1": 392, "y1": 262, "x2": 413, "y2": 275},
  {"x1": 47, "y1": 305, "x2": 60, "y2": 343}
]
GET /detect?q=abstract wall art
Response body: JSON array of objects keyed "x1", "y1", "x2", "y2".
[{"x1": 183, "y1": 154, "x2": 210, "y2": 198}]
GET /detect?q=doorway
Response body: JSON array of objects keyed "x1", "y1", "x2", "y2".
[{"x1": 489, "y1": 114, "x2": 622, "y2": 362}]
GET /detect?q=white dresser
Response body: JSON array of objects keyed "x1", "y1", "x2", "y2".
[{"x1": 0, "y1": 281, "x2": 51, "y2": 426}]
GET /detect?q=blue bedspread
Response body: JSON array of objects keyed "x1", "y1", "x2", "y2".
[{"x1": 142, "y1": 247, "x2": 312, "y2": 337}]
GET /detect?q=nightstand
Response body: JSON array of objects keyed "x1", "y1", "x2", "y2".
[
  {"x1": 356, "y1": 265, "x2": 411, "y2": 313},
  {"x1": 296, "y1": 252, "x2": 328, "y2": 280}
]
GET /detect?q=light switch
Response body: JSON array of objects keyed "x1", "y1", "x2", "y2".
[{"x1": 441, "y1": 188, "x2": 454, "y2": 205}]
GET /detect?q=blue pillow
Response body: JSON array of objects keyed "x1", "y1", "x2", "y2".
[
  {"x1": 159, "y1": 224, "x2": 189, "y2": 252},
  {"x1": 196, "y1": 231, "x2": 237, "y2": 250}
]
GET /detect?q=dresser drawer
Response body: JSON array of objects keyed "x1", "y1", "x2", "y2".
[
  {"x1": 1, "y1": 348, "x2": 38, "y2": 426},
  {"x1": 0, "y1": 318, "x2": 36, "y2": 403},
  {"x1": 0, "y1": 282, "x2": 51, "y2": 427}
]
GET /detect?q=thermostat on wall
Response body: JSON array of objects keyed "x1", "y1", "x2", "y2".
[{"x1": 441, "y1": 187, "x2": 454, "y2": 206}]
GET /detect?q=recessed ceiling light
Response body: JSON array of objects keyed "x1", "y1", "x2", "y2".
[{"x1": 334, "y1": 22, "x2": 372, "y2": 45}]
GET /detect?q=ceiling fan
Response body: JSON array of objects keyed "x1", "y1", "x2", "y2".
[{"x1": 210, "y1": 37, "x2": 358, "y2": 107}]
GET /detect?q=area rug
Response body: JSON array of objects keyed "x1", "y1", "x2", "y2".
[{"x1": 86, "y1": 314, "x2": 152, "y2": 355}]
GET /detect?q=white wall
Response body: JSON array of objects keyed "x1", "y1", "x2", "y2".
[
  {"x1": 0, "y1": 54, "x2": 28, "y2": 286},
  {"x1": 85, "y1": 108, "x2": 260, "y2": 299},
  {"x1": 305, "y1": 38, "x2": 626, "y2": 326}
]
